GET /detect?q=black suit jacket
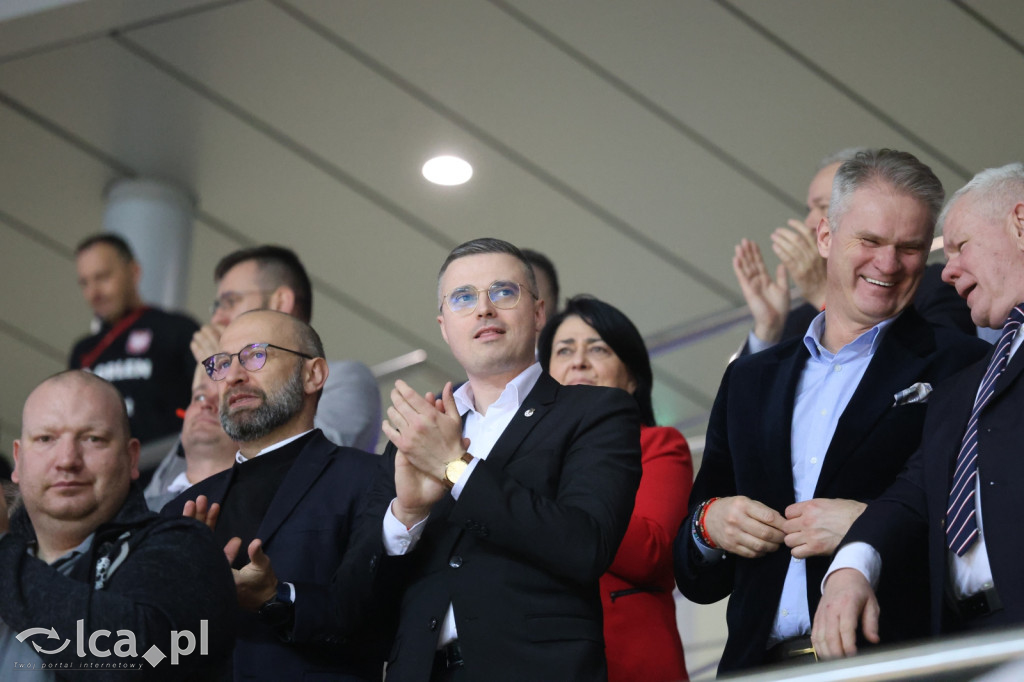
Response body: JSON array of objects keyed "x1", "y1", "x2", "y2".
[
  {"x1": 334, "y1": 373, "x2": 642, "y2": 682},
  {"x1": 163, "y1": 430, "x2": 382, "y2": 681},
  {"x1": 675, "y1": 307, "x2": 989, "y2": 673},
  {"x1": 741, "y1": 263, "x2": 976, "y2": 356},
  {"x1": 844, "y1": 342, "x2": 1024, "y2": 634}
]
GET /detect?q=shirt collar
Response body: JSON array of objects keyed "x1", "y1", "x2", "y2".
[
  {"x1": 453, "y1": 363, "x2": 543, "y2": 417},
  {"x1": 235, "y1": 428, "x2": 314, "y2": 464},
  {"x1": 166, "y1": 471, "x2": 193, "y2": 494},
  {"x1": 802, "y1": 310, "x2": 897, "y2": 360},
  {"x1": 28, "y1": 533, "x2": 94, "y2": 568}
]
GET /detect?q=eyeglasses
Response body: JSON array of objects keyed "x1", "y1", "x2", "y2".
[
  {"x1": 210, "y1": 290, "x2": 272, "y2": 316},
  {"x1": 202, "y1": 343, "x2": 314, "y2": 381},
  {"x1": 441, "y1": 281, "x2": 537, "y2": 316}
]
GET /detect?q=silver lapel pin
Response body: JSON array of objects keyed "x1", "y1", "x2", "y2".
[{"x1": 524, "y1": 408, "x2": 535, "y2": 417}]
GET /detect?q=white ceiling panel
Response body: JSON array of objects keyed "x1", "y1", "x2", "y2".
[
  {"x1": 499, "y1": 0, "x2": 971, "y2": 203},
  {"x1": 291, "y1": 0, "x2": 759, "y2": 304},
  {"x1": 0, "y1": 38, "x2": 464, "y2": 368},
  {"x1": 967, "y1": 0, "x2": 1024, "y2": 35},
  {"x1": 0, "y1": 103, "x2": 114, "y2": 256},
  {"x1": 734, "y1": 0, "x2": 1024, "y2": 177},
  {"x1": 0, "y1": 0, "x2": 216, "y2": 61},
  {"x1": 122, "y1": 0, "x2": 738, "y2": 340},
  {"x1": 0, "y1": 222, "x2": 80, "y2": 360}
]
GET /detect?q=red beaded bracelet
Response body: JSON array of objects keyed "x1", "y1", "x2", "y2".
[{"x1": 698, "y1": 497, "x2": 720, "y2": 549}]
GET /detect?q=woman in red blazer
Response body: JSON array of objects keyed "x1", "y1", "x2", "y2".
[{"x1": 540, "y1": 295, "x2": 693, "y2": 682}]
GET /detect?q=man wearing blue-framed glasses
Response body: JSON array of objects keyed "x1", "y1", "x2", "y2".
[{"x1": 334, "y1": 238, "x2": 642, "y2": 681}]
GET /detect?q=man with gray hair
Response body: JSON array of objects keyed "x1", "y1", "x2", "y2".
[
  {"x1": 814, "y1": 162, "x2": 1024, "y2": 657},
  {"x1": 733, "y1": 148, "x2": 973, "y2": 356},
  {"x1": 675, "y1": 149, "x2": 989, "y2": 673}
]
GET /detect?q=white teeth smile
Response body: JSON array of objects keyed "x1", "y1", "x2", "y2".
[{"x1": 864, "y1": 277, "x2": 894, "y2": 287}]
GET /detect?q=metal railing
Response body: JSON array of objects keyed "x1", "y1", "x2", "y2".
[{"x1": 726, "y1": 627, "x2": 1024, "y2": 681}]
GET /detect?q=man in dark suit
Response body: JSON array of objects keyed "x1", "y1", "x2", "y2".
[
  {"x1": 814, "y1": 162, "x2": 1024, "y2": 657},
  {"x1": 335, "y1": 238, "x2": 641, "y2": 681},
  {"x1": 733, "y1": 148, "x2": 974, "y2": 358},
  {"x1": 164, "y1": 309, "x2": 381, "y2": 680},
  {"x1": 674, "y1": 149, "x2": 990, "y2": 674}
]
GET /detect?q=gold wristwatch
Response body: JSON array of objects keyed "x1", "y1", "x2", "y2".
[{"x1": 443, "y1": 453, "x2": 474, "y2": 489}]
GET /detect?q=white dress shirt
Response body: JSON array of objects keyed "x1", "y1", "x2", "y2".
[{"x1": 234, "y1": 429, "x2": 313, "y2": 464}]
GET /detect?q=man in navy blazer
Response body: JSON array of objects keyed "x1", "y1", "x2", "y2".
[
  {"x1": 334, "y1": 238, "x2": 641, "y2": 681},
  {"x1": 164, "y1": 310, "x2": 381, "y2": 680},
  {"x1": 814, "y1": 162, "x2": 1024, "y2": 657},
  {"x1": 675, "y1": 150, "x2": 989, "y2": 674},
  {"x1": 733, "y1": 148, "x2": 974, "y2": 360}
]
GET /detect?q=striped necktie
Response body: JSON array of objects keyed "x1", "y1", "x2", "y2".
[{"x1": 946, "y1": 303, "x2": 1024, "y2": 556}]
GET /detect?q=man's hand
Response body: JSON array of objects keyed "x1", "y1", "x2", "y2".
[
  {"x1": 182, "y1": 495, "x2": 221, "y2": 532},
  {"x1": 811, "y1": 568, "x2": 880, "y2": 659},
  {"x1": 224, "y1": 538, "x2": 279, "y2": 611},
  {"x1": 383, "y1": 381, "x2": 468, "y2": 526},
  {"x1": 383, "y1": 381, "x2": 464, "y2": 479},
  {"x1": 703, "y1": 495, "x2": 786, "y2": 558},
  {"x1": 772, "y1": 219, "x2": 827, "y2": 309},
  {"x1": 191, "y1": 323, "x2": 225, "y2": 364},
  {"x1": 732, "y1": 239, "x2": 790, "y2": 344},
  {"x1": 783, "y1": 498, "x2": 867, "y2": 558},
  {"x1": 391, "y1": 451, "x2": 448, "y2": 527}
]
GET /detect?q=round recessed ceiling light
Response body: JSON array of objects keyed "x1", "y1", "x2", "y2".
[{"x1": 422, "y1": 155, "x2": 473, "y2": 186}]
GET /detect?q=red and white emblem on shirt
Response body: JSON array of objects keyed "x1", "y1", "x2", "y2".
[{"x1": 126, "y1": 329, "x2": 153, "y2": 355}]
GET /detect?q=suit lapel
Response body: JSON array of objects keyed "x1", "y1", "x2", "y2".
[
  {"x1": 205, "y1": 463, "x2": 236, "y2": 505},
  {"x1": 816, "y1": 311, "x2": 933, "y2": 494},
  {"x1": 256, "y1": 432, "x2": 332, "y2": 546},
  {"x1": 482, "y1": 372, "x2": 559, "y2": 472},
  {"x1": 760, "y1": 342, "x2": 808, "y2": 508}
]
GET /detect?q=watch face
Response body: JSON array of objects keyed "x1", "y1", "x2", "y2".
[{"x1": 446, "y1": 458, "x2": 468, "y2": 484}]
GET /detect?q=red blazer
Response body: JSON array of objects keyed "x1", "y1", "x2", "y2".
[{"x1": 601, "y1": 425, "x2": 693, "y2": 682}]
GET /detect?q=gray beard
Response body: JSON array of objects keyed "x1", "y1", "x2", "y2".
[{"x1": 220, "y1": 368, "x2": 304, "y2": 442}]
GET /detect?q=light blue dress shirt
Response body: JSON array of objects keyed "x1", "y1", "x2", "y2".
[{"x1": 769, "y1": 311, "x2": 895, "y2": 643}]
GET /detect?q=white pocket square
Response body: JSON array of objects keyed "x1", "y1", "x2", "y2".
[{"x1": 893, "y1": 382, "x2": 932, "y2": 406}]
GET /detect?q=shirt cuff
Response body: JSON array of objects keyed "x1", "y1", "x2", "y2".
[
  {"x1": 747, "y1": 330, "x2": 775, "y2": 354},
  {"x1": 382, "y1": 498, "x2": 428, "y2": 556},
  {"x1": 694, "y1": 534, "x2": 727, "y2": 563},
  {"x1": 822, "y1": 542, "x2": 881, "y2": 593}
]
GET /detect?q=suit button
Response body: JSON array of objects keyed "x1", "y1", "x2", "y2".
[{"x1": 449, "y1": 556, "x2": 463, "y2": 569}]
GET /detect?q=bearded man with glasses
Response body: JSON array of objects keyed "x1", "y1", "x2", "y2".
[
  {"x1": 192, "y1": 245, "x2": 381, "y2": 452},
  {"x1": 332, "y1": 238, "x2": 642, "y2": 681},
  {"x1": 162, "y1": 309, "x2": 384, "y2": 681}
]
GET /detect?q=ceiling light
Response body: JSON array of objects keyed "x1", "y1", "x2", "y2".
[{"x1": 422, "y1": 155, "x2": 473, "y2": 186}]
